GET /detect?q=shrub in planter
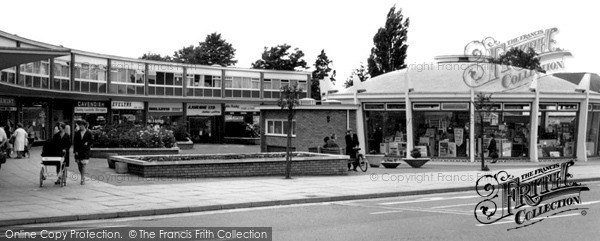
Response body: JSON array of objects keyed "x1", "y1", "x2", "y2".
[
  {"x1": 91, "y1": 123, "x2": 176, "y2": 148},
  {"x1": 410, "y1": 148, "x2": 422, "y2": 158}
]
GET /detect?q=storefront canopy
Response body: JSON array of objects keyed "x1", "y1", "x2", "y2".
[
  {"x1": 0, "y1": 47, "x2": 70, "y2": 70},
  {"x1": 338, "y1": 63, "x2": 588, "y2": 95}
]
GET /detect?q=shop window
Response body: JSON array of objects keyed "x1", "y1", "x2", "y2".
[
  {"x1": 413, "y1": 103, "x2": 441, "y2": 110},
  {"x1": 165, "y1": 72, "x2": 174, "y2": 85},
  {"x1": 366, "y1": 111, "x2": 407, "y2": 154},
  {"x1": 266, "y1": 119, "x2": 296, "y2": 136},
  {"x1": 413, "y1": 111, "x2": 470, "y2": 158},
  {"x1": 174, "y1": 73, "x2": 183, "y2": 86},
  {"x1": 364, "y1": 103, "x2": 385, "y2": 110},
  {"x1": 224, "y1": 76, "x2": 233, "y2": 88},
  {"x1": 538, "y1": 110, "x2": 577, "y2": 158},
  {"x1": 442, "y1": 103, "x2": 469, "y2": 111},
  {"x1": 280, "y1": 79, "x2": 289, "y2": 88},
  {"x1": 386, "y1": 103, "x2": 406, "y2": 110},
  {"x1": 298, "y1": 81, "x2": 307, "y2": 91}
]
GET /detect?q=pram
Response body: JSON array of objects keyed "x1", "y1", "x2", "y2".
[{"x1": 40, "y1": 142, "x2": 67, "y2": 187}]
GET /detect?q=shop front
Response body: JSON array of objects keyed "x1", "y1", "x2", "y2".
[
  {"x1": 20, "y1": 99, "x2": 50, "y2": 141},
  {"x1": 224, "y1": 103, "x2": 259, "y2": 138},
  {"x1": 412, "y1": 103, "x2": 470, "y2": 158},
  {"x1": 111, "y1": 100, "x2": 144, "y2": 124},
  {"x1": 186, "y1": 103, "x2": 222, "y2": 143},
  {"x1": 147, "y1": 102, "x2": 184, "y2": 126},
  {"x1": 477, "y1": 103, "x2": 531, "y2": 158},
  {"x1": 74, "y1": 101, "x2": 108, "y2": 128},
  {"x1": 537, "y1": 103, "x2": 578, "y2": 158},
  {"x1": 364, "y1": 103, "x2": 407, "y2": 155},
  {"x1": 0, "y1": 96, "x2": 17, "y2": 134}
]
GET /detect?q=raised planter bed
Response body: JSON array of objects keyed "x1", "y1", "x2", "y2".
[
  {"x1": 381, "y1": 162, "x2": 401, "y2": 168},
  {"x1": 91, "y1": 147, "x2": 180, "y2": 158},
  {"x1": 223, "y1": 137, "x2": 260, "y2": 145},
  {"x1": 402, "y1": 158, "x2": 431, "y2": 168},
  {"x1": 110, "y1": 152, "x2": 349, "y2": 177},
  {"x1": 176, "y1": 138, "x2": 194, "y2": 150}
]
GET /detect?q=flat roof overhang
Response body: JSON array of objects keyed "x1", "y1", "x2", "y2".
[{"x1": 0, "y1": 47, "x2": 70, "y2": 70}]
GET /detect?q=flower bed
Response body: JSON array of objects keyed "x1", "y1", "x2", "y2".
[
  {"x1": 110, "y1": 152, "x2": 349, "y2": 177},
  {"x1": 91, "y1": 123, "x2": 176, "y2": 148}
]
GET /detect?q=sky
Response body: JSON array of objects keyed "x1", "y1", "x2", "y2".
[{"x1": 1, "y1": 0, "x2": 598, "y2": 85}]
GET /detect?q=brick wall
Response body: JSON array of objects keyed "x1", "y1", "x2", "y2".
[
  {"x1": 127, "y1": 158, "x2": 348, "y2": 177},
  {"x1": 261, "y1": 109, "x2": 357, "y2": 152}
]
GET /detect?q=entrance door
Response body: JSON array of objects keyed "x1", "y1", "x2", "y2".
[{"x1": 188, "y1": 116, "x2": 216, "y2": 143}]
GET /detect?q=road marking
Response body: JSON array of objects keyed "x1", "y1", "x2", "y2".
[
  {"x1": 431, "y1": 203, "x2": 478, "y2": 209},
  {"x1": 380, "y1": 195, "x2": 480, "y2": 205},
  {"x1": 370, "y1": 210, "x2": 404, "y2": 215},
  {"x1": 339, "y1": 203, "x2": 471, "y2": 216},
  {"x1": 475, "y1": 213, "x2": 580, "y2": 226}
]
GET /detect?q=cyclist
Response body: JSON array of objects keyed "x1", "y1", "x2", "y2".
[{"x1": 345, "y1": 129, "x2": 360, "y2": 171}]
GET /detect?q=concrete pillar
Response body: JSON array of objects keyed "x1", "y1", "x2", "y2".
[
  {"x1": 577, "y1": 91, "x2": 590, "y2": 161},
  {"x1": 470, "y1": 89, "x2": 475, "y2": 162},
  {"x1": 356, "y1": 107, "x2": 366, "y2": 156},
  {"x1": 529, "y1": 89, "x2": 539, "y2": 162},
  {"x1": 405, "y1": 72, "x2": 414, "y2": 158}
]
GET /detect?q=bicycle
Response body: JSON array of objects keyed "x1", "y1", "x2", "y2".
[{"x1": 350, "y1": 147, "x2": 368, "y2": 172}]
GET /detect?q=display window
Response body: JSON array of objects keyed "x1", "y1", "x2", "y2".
[
  {"x1": 474, "y1": 103, "x2": 531, "y2": 158},
  {"x1": 538, "y1": 103, "x2": 578, "y2": 158},
  {"x1": 586, "y1": 104, "x2": 600, "y2": 156}
]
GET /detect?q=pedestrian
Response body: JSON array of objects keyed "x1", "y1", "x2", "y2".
[
  {"x1": 488, "y1": 134, "x2": 498, "y2": 163},
  {"x1": 4, "y1": 121, "x2": 13, "y2": 158},
  {"x1": 345, "y1": 129, "x2": 360, "y2": 171},
  {"x1": 25, "y1": 122, "x2": 35, "y2": 158},
  {"x1": 52, "y1": 122, "x2": 71, "y2": 184},
  {"x1": 73, "y1": 120, "x2": 93, "y2": 185},
  {"x1": 0, "y1": 124, "x2": 7, "y2": 169},
  {"x1": 12, "y1": 123, "x2": 27, "y2": 159}
]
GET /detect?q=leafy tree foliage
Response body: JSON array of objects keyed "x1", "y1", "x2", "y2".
[
  {"x1": 367, "y1": 6, "x2": 410, "y2": 78},
  {"x1": 171, "y1": 33, "x2": 237, "y2": 66},
  {"x1": 252, "y1": 44, "x2": 308, "y2": 71},
  {"x1": 489, "y1": 47, "x2": 546, "y2": 73},
  {"x1": 139, "y1": 52, "x2": 172, "y2": 62},
  {"x1": 344, "y1": 63, "x2": 370, "y2": 88},
  {"x1": 311, "y1": 50, "x2": 335, "y2": 99}
]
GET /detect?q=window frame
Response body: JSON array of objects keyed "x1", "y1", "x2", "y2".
[{"x1": 265, "y1": 119, "x2": 296, "y2": 137}]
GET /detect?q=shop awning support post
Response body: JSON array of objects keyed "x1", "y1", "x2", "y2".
[
  {"x1": 404, "y1": 71, "x2": 414, "y2": 158},
  {"x1": 470, "y1": 89, "x2": 475, "y2": 162},
  {"x1": 576, "y1": 74, "x2": 591, "y2": 162},
  {"x1": 529, "y1": 74, "x2": 540, "y2": 162}
]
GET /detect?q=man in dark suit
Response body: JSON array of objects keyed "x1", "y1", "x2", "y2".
[
  {"x1": 345, "y1": 129, "x2": 360, "y2": 171},
  {"x1": 73, "y1": 120, "x2": 93, "y2": 185}
]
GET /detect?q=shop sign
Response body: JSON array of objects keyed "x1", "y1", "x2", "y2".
[
  {"x1": 75, "y1": 101, "x2": 108, "y2": 113},
  {"x1": 0, "y1": 107, "x2": 17, "y2": 111},
  {"x1": 111, "y1": 101, "x2": 144, "y2": 110},
  {"x1": 148, "y1": 103, "x2": 183, "y2": 113},
  {"x1": 77, "y1": 101, "x2": 106, "y2": 108},
  {"x1": 187, "y1": 104, "x2": 221, "y2": 116},
  {"x1": 225, "y1": 115, "x2": 244, "y2": 121},
  {"x1": 74, "y1": 107, "x2": 107, "y2": 114},
  {"x1": 225, "y1": 104, "x2": 256, "y2": 112},
  {"x1": 0, "y1": 97, "x2": 16, "y2": 106}
]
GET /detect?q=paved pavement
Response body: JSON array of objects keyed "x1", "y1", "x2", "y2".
[{"x1": 1, "y1": 145, "x2": 599, "y2": 227}]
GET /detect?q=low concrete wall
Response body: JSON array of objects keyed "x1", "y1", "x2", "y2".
[
  {"x1": 110, "y1": 152, "x2": 349, "y2": 177},
  {"x1": 91, "y1": 147, "x2": 180, "y2": 158},
  {"x1": 176, "y1": 140, "x2": 194, "y2": 150}
]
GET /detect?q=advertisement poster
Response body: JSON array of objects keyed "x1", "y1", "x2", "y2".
[{"x1": 454, "y1": 128, "x2": 464, "y2": 146}]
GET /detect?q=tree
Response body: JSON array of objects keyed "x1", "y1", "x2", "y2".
[
  {"x1": 172, "y1": 33, "x2": 237, "y2": 66},
  {"x1": 489, "y1": 47, "x2": 546, "y2": 73},
  {"x1": 173, "y1": 45, "x2": 196, "y2": 64},
  {"x1": 139, "y1": 52, "x2": 172, "y2": 62},
  {"x1": 367, "y1": 6, "x2": 410, "y2": 78},
  {"x1": 278, "y1": 84, "x2": 302, "y2": 179},
  {"x1": 473, "y1": 93, "x2": 497, "y2": 171},
  {"x1": 252, "y1": 44, "x2": 308, "y2": 71},
  {"x1": 344, "y1": 63, "x2": 370, "y2": 88},
  {"x1": 196, "y1": 33, "x2": 237, "y2": 66},
  {"x1": 311, "y1": 50, "x2": 335, "y2": 100}
]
